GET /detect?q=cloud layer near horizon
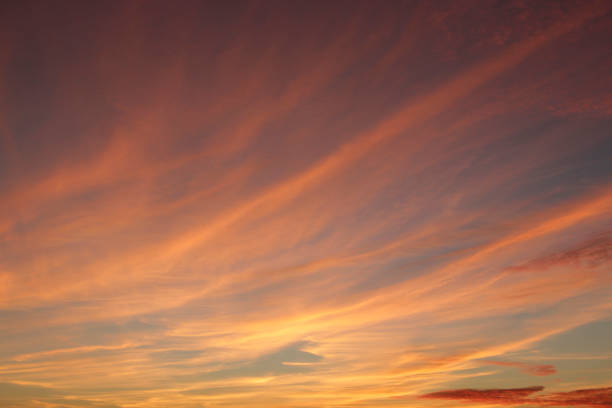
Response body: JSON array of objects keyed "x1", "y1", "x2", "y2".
[
  {"x1": 1, "y1": 1, "x2": 611, "y2": 407},
  {"x1": 421, "y1": 386, "x2": 612, "y2": 407}
]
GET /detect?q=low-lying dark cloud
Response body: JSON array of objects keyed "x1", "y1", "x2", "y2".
[
  {"x1": 421, "y1": 386, "x2": 612, "y2": 407},
  {"x1": 538, "y1": 387, "x2": 612, "y2": 408}
]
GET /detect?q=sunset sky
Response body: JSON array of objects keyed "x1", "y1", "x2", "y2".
[{"x1": 1, "y1": 1, "x2": 611, "y2": 407}]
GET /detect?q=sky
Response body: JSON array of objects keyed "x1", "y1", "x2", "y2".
[{"x1": 0, "y1": 0, "x2": 611, "y2": 407}]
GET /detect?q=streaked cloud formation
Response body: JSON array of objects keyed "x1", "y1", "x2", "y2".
[
  {"x1": 1, "y1": 0, "x2": 611, "y2": 407},
  {"x1": 483, "y1": 361, "x2": 557, "y2": 376},
  {"x1": 421, "y1": 386, "x2": 612, "y2": 407}
]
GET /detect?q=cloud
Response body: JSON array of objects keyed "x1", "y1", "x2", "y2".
[
  {"x1": 483, "y1": 360, "x2": 556, "y2": 376},
  {"x1": 538, "y1": 387, "x2": 612, "y2": 408},
  {"x1": 421, "y1": 386, "x2": 612, "y2": 407},
  {"x1": 1, "y1": 1, "x2": 611, "y2": 407},
  {"x1": 199, "y1": 341, "x2": 324, "y2": 381},
  {"x1": 505, "y1": 234, "x2": 611, "y2": 273},
  {"x1": 0, "y1": 382, "x2": 121, "y2": 408},
  {"x1": 421, "y1": 385, "x2": 544, "y2": 404}
]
